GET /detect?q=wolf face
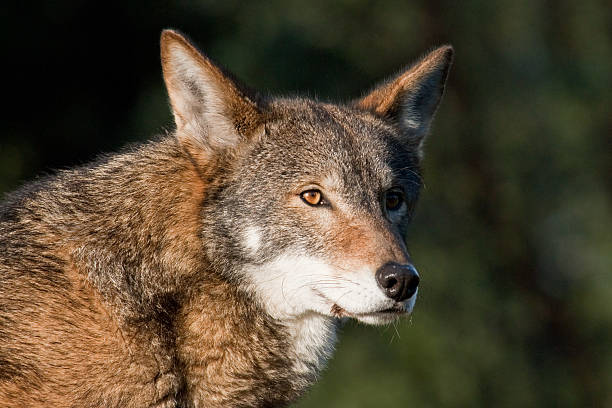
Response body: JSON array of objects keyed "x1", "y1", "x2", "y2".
[
  {"x1": 202, "y1": 102, "x2": 421, "y2": 325},
  {"x1": 161, "y1": 30, "x2": 452, "y2": 326}
]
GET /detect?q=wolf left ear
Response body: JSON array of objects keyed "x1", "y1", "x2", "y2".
[
  {"x1": 160, "y1": 29, "x2": 264, "y2": 152},
  {"x1": 355, "y1": 45, "x2": 453, "y2": 155}
]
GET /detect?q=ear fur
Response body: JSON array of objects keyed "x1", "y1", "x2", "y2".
[
  {"x1": 355, "y1": 45, "x2": 453, "y2": 154},
  {"x1": 160, "y1": 29, "x2": 264, "y2": 152}
]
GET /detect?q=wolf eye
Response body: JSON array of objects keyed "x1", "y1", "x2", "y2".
[
  {"x1": 300, "y1": 190, "x2": 324, "y2": 206},
  {"x1": 385, "y1": 191, "x2": 404, "y2": 211}
]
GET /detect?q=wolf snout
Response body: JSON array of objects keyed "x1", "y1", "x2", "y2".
[{"x1": 375, "y1": 263, "x2": 420, "y2": 302}]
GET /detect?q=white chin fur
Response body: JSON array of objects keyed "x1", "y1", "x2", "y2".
[
  {"x1": 246, "y1": 253, "x2": 418, "y2": 324},
  {"x1": 246, "y1": 254, "x2": 336, "y2": 319},
  {"x1": 354, "y1": 289, "x2": 418, "y2": 325},
  {"x1": 354, "y1": 313, "x2": 401, "y2": 325}
]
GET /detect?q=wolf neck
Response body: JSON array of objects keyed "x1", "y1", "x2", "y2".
[
  {"x1": 284, "y1": 311, "x2": 338, "y2": 377},
  {"x1": 176, "y1": 276, "x2": 338, "y2": 406}
]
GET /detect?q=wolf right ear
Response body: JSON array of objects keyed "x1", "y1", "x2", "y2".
[
  {"x1": 160, "y1": 30, "x2": 264, "y2": 153},
  {"x1": 355, "y1": 46, "x2": 453, "y2": 156}
]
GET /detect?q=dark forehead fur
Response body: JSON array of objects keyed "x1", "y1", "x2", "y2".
[
  {"x1": 268, "y1": 98, "x2": 412, "y2": 158},
  {"x1": 243, "y1": 98, "x2": 422, "y2": 200}
]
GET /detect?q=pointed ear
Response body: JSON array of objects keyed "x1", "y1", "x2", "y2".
[
  {"x1": 355, "y1": 45, "x2": 453, "y2": 154},
  {"x1": 160, "y1": 29, "x2": 264, "y2": 152}
]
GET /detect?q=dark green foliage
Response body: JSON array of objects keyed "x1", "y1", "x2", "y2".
[{"x1": 1, "y1": 1, "x2": 611, "y2": 406}]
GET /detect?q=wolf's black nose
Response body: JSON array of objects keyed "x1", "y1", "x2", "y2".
[{"x1": 375, "y1": 263, "x2": 420, "y2": 302}]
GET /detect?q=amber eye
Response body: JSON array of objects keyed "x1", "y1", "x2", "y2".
[
  {"x1": 385, "y1": 191, "x2": 404, "y2": 211},
  {"x1": 300, "y1": 190, "x2": 323, "y2": 206}
]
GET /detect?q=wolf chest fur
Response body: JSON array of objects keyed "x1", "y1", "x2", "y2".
[{"x1": 0, "y1": 30, "x2": 452, "y2": 407}]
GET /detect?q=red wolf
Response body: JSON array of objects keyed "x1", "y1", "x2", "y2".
[{"x1": 0, "y1": 30, "x2": 452, "y2": 407}]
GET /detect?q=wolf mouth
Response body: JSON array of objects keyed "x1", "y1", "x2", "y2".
[
  {"x1": 354, "y1": 305, "x2": 408, "y2": 318},
  {"x1": 333, "y1": 303, "x2": 407, "y2": 320},
  {"x1": 374, "y1": 306, "x2": 406, "y2": 314},
  {"x1": 317, "y1": 290, "x2": 406, "y2": 319}
]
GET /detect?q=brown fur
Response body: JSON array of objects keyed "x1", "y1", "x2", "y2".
[
  {"x1": 329, "y1": 217, "x2": 409, "y2": 269},
  {"x1": 0, "y1": 140, "x2": 308, "y2": 407}
]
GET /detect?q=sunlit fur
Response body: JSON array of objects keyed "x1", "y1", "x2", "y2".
[{"x1": 0, "y1": 29, "x2": 452, "y2": 407}]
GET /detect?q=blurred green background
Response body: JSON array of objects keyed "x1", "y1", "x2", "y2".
[{"x1": 2, "y1": 1, "x2": 611, "y2": 406}]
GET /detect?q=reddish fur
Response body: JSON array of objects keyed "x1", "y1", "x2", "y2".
[{"x1": 0, "y1": 30, "x2": 452, "y2": 407}]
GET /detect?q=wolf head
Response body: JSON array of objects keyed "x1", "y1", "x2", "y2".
[{"x1": 161, "y1": 30, "x2": 452, "y2": 325}]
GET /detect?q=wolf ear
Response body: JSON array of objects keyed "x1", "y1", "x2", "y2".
[
  {"x1": 160, "y1": 29, "x2": 264, "y2": 152},
  {"x1": 355, "y1": 45, "x2": 453, "y2": 155}
]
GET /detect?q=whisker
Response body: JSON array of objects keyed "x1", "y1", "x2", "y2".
[{"x1": 392, "y1": 321, "x2": 401, "y2": 340}]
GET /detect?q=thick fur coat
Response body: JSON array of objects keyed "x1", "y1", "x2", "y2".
[{"x1": 0, "y1": 30, "x2": 452, "y2": 407}]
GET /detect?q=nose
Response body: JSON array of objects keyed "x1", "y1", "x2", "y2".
[{"x1": 375, "y1": 263, "x2": 420, "y2": 302}]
